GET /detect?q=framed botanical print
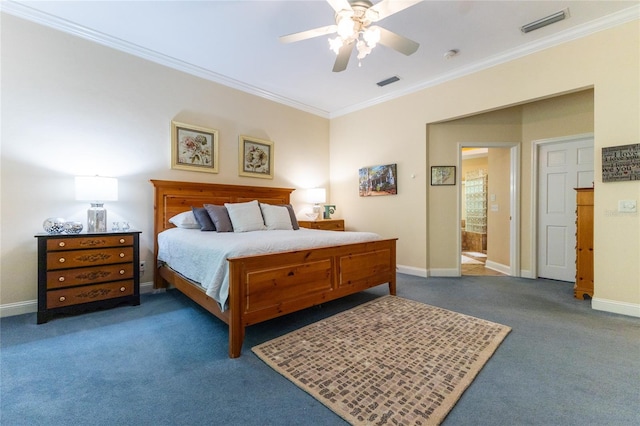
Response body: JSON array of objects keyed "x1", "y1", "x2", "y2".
[
  {"x1": 171, "y1": 121, "x2": 219, "y2": 173},
  {"x1": 239, "y1": 135, "x2": 274, "y2": 179}
]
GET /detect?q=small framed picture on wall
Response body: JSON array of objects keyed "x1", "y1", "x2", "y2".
[
  {"x1": 239, "y1": 135, "x2": 274, "y2": 179},
  {"x1": 171, "y1": 121, "x2": 219, "y2": 173},
  {"x1": 431, "y1": 166, "x2": 456, "y2": 186}
]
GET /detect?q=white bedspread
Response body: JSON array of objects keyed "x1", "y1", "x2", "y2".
[{"x1": 157, "y1": 228, "x2": 381, "y2": 310}]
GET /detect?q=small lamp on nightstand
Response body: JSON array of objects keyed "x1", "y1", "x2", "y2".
[
  {"x1": 307, "y1": 188, "x2": 326, "y2": 220},
  {"x1": 75, "y1": 176, "x2": 118, "y2": 232}
]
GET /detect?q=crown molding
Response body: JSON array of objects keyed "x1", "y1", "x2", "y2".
[
  {"x1": 0, "y1": 1, "x2": 331, "y2": 119},
  {"x1": 3, "y1": 1, "x2": 637, "y2": 119},
  {"x1": 330, "y1": 4, "x2": 640, "y2": 118}
]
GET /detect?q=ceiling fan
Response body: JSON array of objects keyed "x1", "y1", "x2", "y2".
[{"x1": 279, "y1": 0, "x2": 422, "y2": 72}]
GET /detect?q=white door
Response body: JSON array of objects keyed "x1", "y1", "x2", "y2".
[{"x1": 538, "y1": 136, "x2": 594, "y2": 281}]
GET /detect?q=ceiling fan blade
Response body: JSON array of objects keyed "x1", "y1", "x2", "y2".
[
  {"x1": 333, "y1": 41, "x2": 354, "y2": 72},
  {"x1": 327, "y1": 0, "x2": 353, "y2": 14},
  {"x1": 375, "y1": 26, "x2": 419, "y2": 56},
  {"x1": 279, "y1": 25, "x2": 337, "y2": 44},
  {"x1": 368, "y1": 0, "x2": 423, "y2": 22}
]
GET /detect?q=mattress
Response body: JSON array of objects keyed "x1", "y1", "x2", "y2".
[{"x1": 157, "y1": 228, "x2": 381, "y2": 310}]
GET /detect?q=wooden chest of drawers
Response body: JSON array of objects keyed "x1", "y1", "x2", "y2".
[
  {"x1": 574, "y1": 188, "x2": 594, "y2": 299},
  {"x1": 298, "y1": 219, "x2": 345, "y2": 231},
  {"x1": 35, "y1": 231, "x2": 141, "y2": 323}
]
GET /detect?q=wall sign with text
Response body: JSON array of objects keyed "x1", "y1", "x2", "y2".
[{"x1": 602, "y1": 143, "x2": 639, "y2": 182}]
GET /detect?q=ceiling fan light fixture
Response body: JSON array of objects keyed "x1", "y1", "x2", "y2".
[
  {"x1": 329, "y1": 36, "x2": 344, "y2": 54},
  {"x1": 363, "y1": 27, "x2": 380, "y2": 48},
  {"x1": 336, "y1": 15, "x2": 356, "y2": 38}
]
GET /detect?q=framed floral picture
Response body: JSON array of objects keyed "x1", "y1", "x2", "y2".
[
  {"x1": 171, "y1": 121, "x2": 219, "y2": 173},
  {"x1": 239, "y1": 135, "x2": 274, "y2": 179}
]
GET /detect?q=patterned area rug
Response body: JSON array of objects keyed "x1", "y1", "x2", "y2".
[{"x1": 253, "y1": 296, "x2": 511, "y2": 425}]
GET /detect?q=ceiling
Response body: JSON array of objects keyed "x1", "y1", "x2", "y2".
[{"x1": 3, "y1": 1, "x2": 638, "y2": 117}]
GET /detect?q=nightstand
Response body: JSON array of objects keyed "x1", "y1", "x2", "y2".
[
  {"x1": 35, "y1": 231, "x2": 141, "y2": 324},
  {"x1": 298, "y1": 219, "x2": 345, "y2": 231}
]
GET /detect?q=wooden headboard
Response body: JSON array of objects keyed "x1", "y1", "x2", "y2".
[{"x1": 150, "y1": 179, "x2": 294, "y2": 233}]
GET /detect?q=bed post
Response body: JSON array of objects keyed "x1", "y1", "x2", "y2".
[
  {"x1": 227, "y1": 260, "x2": 245, "y2": 358},
  {"x1": 389, "y1": 242, "x2": 397, "y2": 295}
]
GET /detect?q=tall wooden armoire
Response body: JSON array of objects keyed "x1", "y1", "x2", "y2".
[{"x1": 574, "y1": 188, "x2": 594, "y2": 299}]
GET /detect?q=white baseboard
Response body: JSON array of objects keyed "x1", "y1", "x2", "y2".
[
  {"x1": 0, "y1": 300, "x2": 37, "y2": 317},
  {"x1": 519, "y1": 269, "x2": 535, "y2": 279},
  {"x1": 140, "y1": 280, "x2": 155, "y2": 294},
  {"x1": 592, "y1": 297, "x2": 640, "y2": 318},
  {"x1": 0, "y1": 280, "x2": 157, "y2": 318},
  {"x1": 396, "y1": 264, "x2": 427, "y2": 277},
  {"x1": 485, "y1": 260, "x2": 510, "y2": 275},
  {"x1": 428, "y1": 268, "x2": 459, "y2": 277}
]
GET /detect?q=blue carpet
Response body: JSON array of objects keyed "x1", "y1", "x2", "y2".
[{"x1": 2, "y1": 274, "x2": 639, "y2": 425}]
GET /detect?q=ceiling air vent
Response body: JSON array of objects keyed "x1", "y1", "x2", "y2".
[
  {"x1": 521, "y1": 9, "x2": 569, "y2": 33},
  {"x1": 377, "y1": 76, "x2": 400, "y2": 87}
]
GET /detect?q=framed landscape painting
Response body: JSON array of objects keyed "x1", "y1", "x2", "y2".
[
  {"x1": 171, "y1": 121, "x2": 219, "y2": 173},
  {"x1": 239, "y1": 135, "x2": 274, "y2": 179},
  {"x1": 359, "y1": 163, "x2": 397, "y2": 196}
]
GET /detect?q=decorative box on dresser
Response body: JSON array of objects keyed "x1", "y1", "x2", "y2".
[
  {"x1": 574, "y1": 188, "x2": 594, "y2": 300},
  {"x1": 35, "y1": 231, "x2": 141, "y2": 323},
  {"x1": 298, "y1": 219, "x2": 345, "y2": 231}
]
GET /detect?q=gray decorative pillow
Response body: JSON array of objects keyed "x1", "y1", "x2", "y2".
[
  {"x1": 192, "y1": 206, "x2": 216, "y2": 231},
  {"x1": 204, "y1": 204, "x2": 233, "y2": 232},
  {"x1": 281, "y1": 204, "x2": 300, "y2": 230}
]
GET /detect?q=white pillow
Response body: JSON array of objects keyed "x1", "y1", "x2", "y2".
[
  {"x1": 224, "y1": 200, "x2": 266, "y2": 232},
  {"x1": 260, "y1": 203, "x2": 293, "y2": 230},
  {"x1": 168, "y1": 211, "x2": 200, "y2": 229}
]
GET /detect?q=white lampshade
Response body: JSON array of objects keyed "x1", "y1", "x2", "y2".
[
  {"x1": 75, "y1": 176, "x2": 118, "y2": 202},
  {"x1": 307, "y1": 188, "x2": 326, "y2": 204}
]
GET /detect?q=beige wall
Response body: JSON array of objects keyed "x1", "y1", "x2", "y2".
[
  {"x1": 487, "y1": 148, "x2": 511, "y2": 267},
  {"x1": 0, "y1": 15, "x2": 329, "y2": 308},
  {"x1": 331, "y1": 22, "x2": 639, "y2": 315}
]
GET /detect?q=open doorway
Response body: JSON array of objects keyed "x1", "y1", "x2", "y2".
[{"x1": 458, "y1": 143, "x2": 520, "y2": 277}]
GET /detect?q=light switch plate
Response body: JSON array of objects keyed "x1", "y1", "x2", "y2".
[{"x1": 618, "y1": 200, "x2": 637, "y2": 213}]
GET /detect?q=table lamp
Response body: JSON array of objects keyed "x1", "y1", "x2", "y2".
[
  {"x1": 75, "y1": 176, "x2": 118, "y2": 232},
  {"x1": 307, "y1": 188, "x2": 326, "y2": 220}
]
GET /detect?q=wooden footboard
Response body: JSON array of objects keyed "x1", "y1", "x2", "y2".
[
  {"x1": 227, "y1": 239, "x2": 396, "y2": 357},
  {"x1": 151, "y1": 179, "x2": 397, "y2": 358}
]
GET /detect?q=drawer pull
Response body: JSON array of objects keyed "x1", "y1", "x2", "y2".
[
  {"x1": 59, "y1": 296, "x2": 66, "y2": 302},
  {"x1": 119, "y1": 252, "x2": 125, "y2": 258},
  {"x1": 120, "y1": 286, "x2": 126, "y2": 292},
  {"x1": 58, "y1": 257, "x2": 66, "y2": 263},
  {"x1": 119, "y1": 238, "x2": 125, "y2": 244},
  {"x1": 58, "y1": 277, "x2": 65, "y2": 282},
  {"x1": 58, "y1": 241, "x2": 66, "y2": 248},
  {"x1": 119, "y1": 269, "x2": 125, "y2": 275}
]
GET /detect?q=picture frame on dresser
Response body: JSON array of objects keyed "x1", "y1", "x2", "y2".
[
  {"x1": 171, "y1": 121, "x2": 219, "y2": 173},
  {"x1": 239, "y1": 135, "x2": 274, "y2": 179}
]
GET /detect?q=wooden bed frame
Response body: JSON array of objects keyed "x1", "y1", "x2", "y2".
[{"x1": 151, "y1": 179, "x2": 397, "y2": 358}]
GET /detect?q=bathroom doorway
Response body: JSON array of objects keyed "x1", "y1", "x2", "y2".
[{"x1": 458, "y1": 143, "x2": 520, "y2": 276}]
